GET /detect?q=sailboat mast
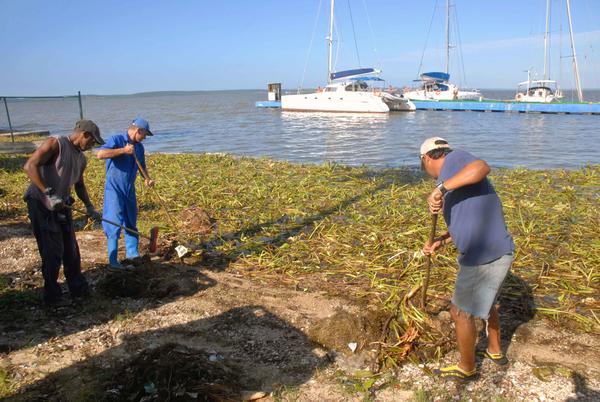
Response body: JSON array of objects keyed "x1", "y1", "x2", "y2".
[
  {"x1": 445, "y1": 0, "x2": 450, "y2": 74},
  {"x1": 327, "y1": 0, "x2": 335, "y2": 84},
  {"x1": 566, "y1": 0, "x2": 583, "y2": 101},
  {"x1": 543, "y1": 0, "x2": 550, "y2": 81}
]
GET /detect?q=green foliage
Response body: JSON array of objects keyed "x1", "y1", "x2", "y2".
[
  {"x1": 0, "y1": 369, "x2": 14, "y2": 398},
  {"x1": 411, "y1": 388, "x2": 430, "y2": 402},
  {"x1": 1, "y1": 152, "x2": 598, "y2": 370},
  {"x1": 0, "y1": 276, "x2": 9, "y2": 292},
  {"x1": 114, "y1": 309, "x2": 134, "y2": 322},
  {"x1": 335, "y1": 369, "x2": 380, "y2": 400},
  {"x1": 272, "y1": 384, "x2": 300, "y2": 402}
]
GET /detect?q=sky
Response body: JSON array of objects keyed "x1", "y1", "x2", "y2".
[{"x1": 1, "y1": 0, "x2": 599, "y2": 95}]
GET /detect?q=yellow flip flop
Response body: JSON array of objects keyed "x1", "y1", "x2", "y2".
[
  {"x1": 479, "y1": 350, "x2": 509, "y2": 366},
  {"x1": 432, "y1": 365, "x2": 478, "y2": 381}
]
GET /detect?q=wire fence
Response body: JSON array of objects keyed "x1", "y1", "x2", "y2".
[{"x1": 0, "y1": 92, "x2": 83, "y2": 143}]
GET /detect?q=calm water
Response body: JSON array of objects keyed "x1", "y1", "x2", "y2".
[{"x1": 2, "y1": 89, "x2": 599, "y2": 169}]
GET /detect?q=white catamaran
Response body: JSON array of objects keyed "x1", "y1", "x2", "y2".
[
  {"x1": 403, "y1": 0, "x2": 482, "y2": 101},
  {"x1": 281, "y1": 0, "x2": 415, "y2": 113},
  {"x1": 515, "y1": 0, "x2": 583, "y2": 103}
]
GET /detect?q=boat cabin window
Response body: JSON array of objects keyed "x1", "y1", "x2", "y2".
[
  {"x1": 528, "y1": 86, "x2": 553, "y2": 96},
  {"x1": 324, "y1": 87, "x2": 336, "y2": 92},
  {"x1": 423, "y1": 82, "x2": 449, "y2": 92},
  {"x1": 345, "y1": 81, "x2": 369, "y2": 92}
]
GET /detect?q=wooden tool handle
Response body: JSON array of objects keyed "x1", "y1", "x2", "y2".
[
  {"x1": 421, "y1": 213, "x2": 438, "y2": 307},
  {"x1": 132, "y1": 151, "x2": 180, "y2": 231},
  {"x1": 132, "y1": 151, "x2": 150, "y2": 181}
]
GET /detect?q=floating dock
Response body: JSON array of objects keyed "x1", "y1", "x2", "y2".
[
  {"x1": 254, "y1": 95, "x2": 600, "y2": 115},
  {"x1": 255, "y1": 100, "x2": 282, "y2": 108},
  {"x1": 410, "y1": 100, "x2": 600, "y2": 115},
  {"x1": 256, "y1": 83, "x2": 283, "y2": 108},
  {"x1": 255, "y1": 99, "x2": 600, "y2": 114}
]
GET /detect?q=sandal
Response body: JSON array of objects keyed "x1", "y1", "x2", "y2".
[
  {"x1": 479, "y1": 350, "x2": 509, "y2": 366},
  {"x1": 432, "y1": 365, "x2": 478, "y2": 381}
]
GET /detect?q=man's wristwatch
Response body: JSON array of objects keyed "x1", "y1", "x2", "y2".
[{"x1": 436, "y1": 182, "x2": 449, "y2": 196}]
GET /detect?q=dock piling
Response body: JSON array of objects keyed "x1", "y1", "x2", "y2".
[{"x1": 2, "y1": 97, "x2": 15, "y2": 143}]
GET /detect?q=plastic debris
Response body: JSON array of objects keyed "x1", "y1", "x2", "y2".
[
  {"x1": 175, "y1": 244, "x2": 190, "y2": 258},
  {"x1": 143, "y1": 381, "x2": 156, "y2": 394}
]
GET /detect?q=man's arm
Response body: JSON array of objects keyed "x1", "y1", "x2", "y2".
[
  {"x1": 137, "y1": 147, "x2": 155, "y2": 187},
  {"x1": 74, "y1": 175, "x2": 102, "y2": 221},
  {"x1": 442, "y1": 159, "x2": 490, "y2": 191},
  {"x1": 96, "y1": 143, "x2": 134, "y2": 159},
  {"x1": 74, "y1": 176, "x2": 93, "y2": 208},
  {"x1": 422, "y1": 231, "x2": 452, "y2": 255},
  {"x1": 23, "y1": 137, "x2": 59, "y2": 193},
  {"x1": 428, "y1": 159, "x2": 490, "y2": 214}
]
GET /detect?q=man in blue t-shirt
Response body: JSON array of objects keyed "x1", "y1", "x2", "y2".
[
  {"x1": 97, "y1": 118, "x2": 155, "y2": 269},
  {"x1": 420, "y1": 137, "x2": 514, "y2": 381}
]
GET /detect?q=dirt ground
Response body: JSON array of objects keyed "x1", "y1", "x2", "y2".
[{"x1": 1, "y1": 219, "x2": 599, "y2": 401}]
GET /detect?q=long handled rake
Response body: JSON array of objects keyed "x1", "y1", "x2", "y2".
[
  {"x1": 68, "y1": 205, "x2": 159, "y2": 253},
  {"x1": 371, "y1": 213, "x2": 440, "y2": 373},
  {"x1": 421, "y1": 213, "x2": 438, "y2": 308},
  {"x1": 132, "y1": 152, "x2": 190, "y2": 257}
]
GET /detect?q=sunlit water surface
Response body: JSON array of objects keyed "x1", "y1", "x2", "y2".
[{"x1": 2, "y1": 89, "x2": 599, "y2": 169}]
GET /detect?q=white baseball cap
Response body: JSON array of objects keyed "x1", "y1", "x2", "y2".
[{"x1": 420, "y1": 137, "x2": 450, "y2": 157}]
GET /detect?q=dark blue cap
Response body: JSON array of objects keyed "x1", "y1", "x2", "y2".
[{"x1": 131, "y1": 117, "x2": 153, "y2": 136}]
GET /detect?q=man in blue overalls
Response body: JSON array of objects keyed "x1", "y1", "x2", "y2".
[{"x1": 97, "y1": 118, "x2": 154, "y2": 268}]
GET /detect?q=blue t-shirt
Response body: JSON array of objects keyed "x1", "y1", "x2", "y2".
[
  {"x1": 98, "y1": 133, "x2": 146, "y2": 196},
  {"x1": 438, "y1": 149, "x2": 514, "y2": 266}
]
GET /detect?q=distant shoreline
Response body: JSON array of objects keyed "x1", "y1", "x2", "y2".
[{"x1": 4, "y1": 88, "x2": 600, "y2": 98}]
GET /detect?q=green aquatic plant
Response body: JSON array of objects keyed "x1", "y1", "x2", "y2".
[{"x1": 1, "y1": 152, "x2": 598, "y2": 369}]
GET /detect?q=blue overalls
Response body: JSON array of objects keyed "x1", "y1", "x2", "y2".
[{"x1": 99, "y1": 133, "x2": 146, "y2": 265}]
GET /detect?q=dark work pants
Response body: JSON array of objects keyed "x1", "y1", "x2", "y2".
[{"x1": 26, "y1": 197, "x2": 89, "y2": 303}]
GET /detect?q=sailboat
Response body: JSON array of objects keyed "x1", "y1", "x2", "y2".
[
  {"x1": 515, "y1": 70, "x2": 563, "y2": 103},
  {"x1": 281, "y1": 0, "x2": 415, "y2": 113},
  {"x1": 403, "y1": 0, "x2": 482, "y2": 101},
  {"x1": 515, "y1": 0, "x2": 583, "y2": 103}
]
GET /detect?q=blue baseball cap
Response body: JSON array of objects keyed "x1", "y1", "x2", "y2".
[{"x1": 131, "y1": 117, "x2": 153, "y2": 136}]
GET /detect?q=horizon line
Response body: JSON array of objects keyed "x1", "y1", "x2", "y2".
[{"x1": 3, "y1": 87, "x2": 600, "y2": 98}]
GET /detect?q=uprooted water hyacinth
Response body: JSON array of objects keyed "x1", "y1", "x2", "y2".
[{"x1": 1, "y1": 152, "x2": 598, "y2": 368}]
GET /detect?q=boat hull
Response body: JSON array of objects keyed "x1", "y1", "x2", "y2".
[
  {"x1": 514, "y1": 93, "x2": 562, "y2": 103},
  {"x1": 403, "y1": 89, "x2": 482, "y2": 101},
  {"x1": 281, "y1": 92, "x2": 390, "y2": 113},
  {"x1": 381, "y1": 93, "x2": 416, "y2": 111}
]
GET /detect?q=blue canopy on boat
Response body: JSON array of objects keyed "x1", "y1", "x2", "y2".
[
  {"x1": 420, "y1": 72, "x2": 450, "y2": 82},
  {"x1": 349, "y1": 76, "x2": 384, "y2": 81},
  {"x1": 330, "y1": 68, "x2": 378, "y2": 81}
]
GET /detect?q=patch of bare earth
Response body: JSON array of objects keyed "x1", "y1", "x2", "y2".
[{"x1": 0, "y1": 220, "x2": 598, "y2": 401}]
